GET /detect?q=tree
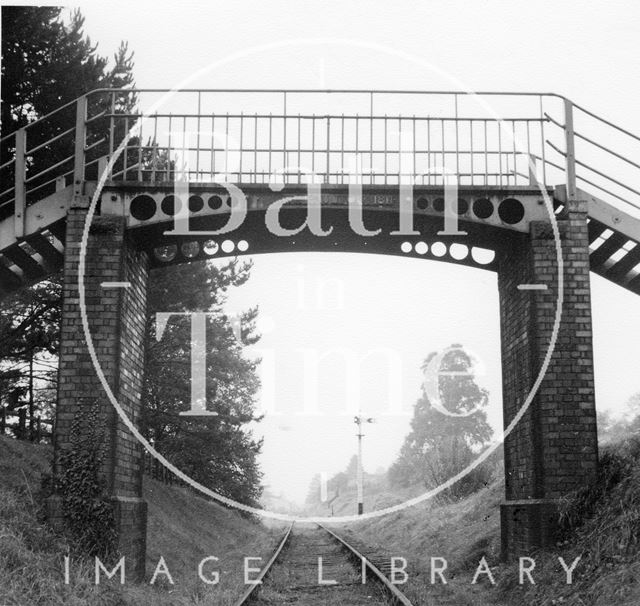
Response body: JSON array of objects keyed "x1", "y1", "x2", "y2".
[
  {"x1": 0, "y1": 276, "x2": 61, "y2": 439},
  {"x1": 0, "y1": 6, "x2": 136, "y2": 432},
  {"x1": 305, "y1": 455, "x2": 365, "y2": 509},
  {"x1": 597, "y1": 392, "x2": 640, "y2": 444},
  {"x1": 1, "y1": 7, "x2": 136, "y2": 214},
  {"x1": 141, "y1": 259, "x2": 264, "y2": 508},
  {"x1": 305, "y1": 474, "x2": 322, "y2": 505},
  {"x1": 388, "y1": 345, "x2": 494, "y2": 499}
]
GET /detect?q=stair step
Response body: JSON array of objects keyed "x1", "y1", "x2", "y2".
[
  {"x1": 25, "y1": 234, "x2": 64, "y2": 271},
  {"x1": 589, "y1": 232, "x2": 628, "y2": 269},
  {"x1": 627, "y1": 272, "x2": 640, "y2": 295},
  {"x1": 605, "y1": 243, "x2": 640, "y2": 282},
  {"x1": 2, "y1": 244, "x2": 46, "y2": 280},
  {"x1": 588, "y1": 219, "x2": 608, "y2": 244}
]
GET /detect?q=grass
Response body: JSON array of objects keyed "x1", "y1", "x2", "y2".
[
  {"x1": 0, "y1": 435, "x2": 279, "y2": 605},
  {"x1": 322, "y1": 438, "x2": 640, "y2": 606},
  {"x1": 493, "y1": 437, "x2": 640, "y2": 606},
  {"x1": 5, "y1": 431, "x2": 640, "y2": 605},
  {"x1": 322, "y1": 478, "x2": 502, "y2": 605}
]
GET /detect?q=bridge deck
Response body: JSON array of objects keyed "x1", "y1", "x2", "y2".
[{"x1": 1, "y1": 89, "x2": 639, "y2": 297}]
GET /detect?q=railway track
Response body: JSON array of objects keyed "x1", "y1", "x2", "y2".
[{"x1": 234, "y1": 521, "x2": 415, "y2": 606}]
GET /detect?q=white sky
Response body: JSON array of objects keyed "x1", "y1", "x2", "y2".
[{"x1": 57, "y1": 0, "x2": 640, "y2": 504}]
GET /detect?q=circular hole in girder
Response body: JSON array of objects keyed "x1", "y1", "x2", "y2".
[
  {"x1": 181, "y1": 241, "x2": 200, "y2": 258},
  {"x1": 416, "y1": 197, "x2": 429, "y2": 210},
  {"x1": 431, "y1": 242, "x2": 447, "y2": 257},
  {"x1": 189, "y1": 195, "x2": 204, "y2": 213},
  {"x1": 433, "y1": 197, "x2": 445, "y2": 212},
  {"x1": 473, "y1": 198, "x2": 494, "y2": 220},
  {"x1": 130, "y1": 195, "x2": 157, "y2": 221},
  {"x1": 221, "y1": 240, "x2": 235, "y2": 253},
  {"x1": 450, "y1": 243, "x2": 469, "y2": 260},
  {"x1": 415, "y1": 241, "x2": 428, "y2": 255},
  {"x1": 154, "y1": 245, "x2": 177, "y2": 262},
  {"x1": 208, "y1": 194, "x2": 224, "y2": 210},
  {"x1": 456, "y1": 198, "x2": 469, "y2": 215},
  {"x1": 161, "y1": 195, "x2": 182, "y2": 216},
  {"x1": 400, "y1": 241, "x2": 413, "y2": 253},
  {"x1": 498, "y1": 198, "x2": 525, "y2": 225},
  {"x1": 471, "y1": 247, "x2": 496, "y2": 265},
  {"x1": 203, "y1": 240, "x2": 219, "y2": 255},
  {"x1": 237, "y1": 240, "x2": 249, "y2": 252}
]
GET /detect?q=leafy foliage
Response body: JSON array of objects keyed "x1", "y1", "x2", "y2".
[
  {"x1": 1, "y1": 7, "x2": 136, "y2": 213},
  {"x1": 142, "y1": 259, "x2": 264, "y2": 508},
  {"x1": 306, "y1": 455, "x2": 359, "y2": 506},
  {"x1": 597, "y1": 392, "x2": 640, "y2": 445},
  {"x1": 1, "y1": 5, "x2": 265, "y2": 521},
  {"x1": 55, "y1": 401, "x2": 116, "y2": 557},
  {"x1": 0, "y1": 5, "x2": 136, "y2": 430},
  {"x1": 388, "y1": 345, "x2": 494, "y2": 499},
  {"x1": 0, "y1": 277, "x2": 61, "y2": 437}
]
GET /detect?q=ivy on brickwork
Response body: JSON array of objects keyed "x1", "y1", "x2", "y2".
[{"x1": 55, "y1": 400, "x2": 116, "y2": 557}]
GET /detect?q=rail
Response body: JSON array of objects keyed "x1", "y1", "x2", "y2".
[
  {"x1": 319, "y1": 523, "x2": 415, "y2": 606},
  {"x1": 232, "y1": 521, "x2": 415, "y2": 606},
  {"x1": 2, "y1": 89, "x2": 639, "y2": 241},
  {"x1": 233, "y1": 521, "x2": 294, "y2": 606}
]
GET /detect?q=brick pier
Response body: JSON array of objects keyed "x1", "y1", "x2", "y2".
[
  {"x1": 498, "y1": 199, "x2": 598, "y2": 558},
  {"x1": 48, "y1": 201, "x2": 149, "y2": 580}
]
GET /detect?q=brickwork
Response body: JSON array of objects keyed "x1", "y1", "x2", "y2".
[
  {"x1": 47, "y1": 194, "x2": 599, "y2": 572},
  {"x1": 498, "y1": 199, "x2": 598, "y2": 558},
  {"x1": 48, "y1": 203, "x2": 149, "y2": 580}
]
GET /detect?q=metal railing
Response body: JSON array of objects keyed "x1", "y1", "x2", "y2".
[{"x1": 2, "y1": 88, "x2": 639, "y2": 238}]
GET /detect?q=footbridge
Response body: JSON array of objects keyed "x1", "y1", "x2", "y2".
[{"x1": 1, "y1": 89, "x2": 638, "y2": 577}]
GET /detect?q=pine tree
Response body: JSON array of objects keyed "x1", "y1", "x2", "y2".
[
  {"x1": 0, "y1": 276, "x2": 61, "y2": 439},
  {"x1": 1, "y1": 7, "x2": 137, "y2": 210},
  {"x1": 0, "y1": 6, "x2": 135, "y2": 430}
]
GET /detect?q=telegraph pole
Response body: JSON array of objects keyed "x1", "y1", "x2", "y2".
[{"x1": 354, "y1": 415, "x2": 375, "y2": 515}]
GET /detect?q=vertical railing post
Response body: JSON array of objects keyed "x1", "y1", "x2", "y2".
[
  {"x1": 528, "y1": 154, "x2": 537, "y2": 186},
  {"x1": 326, "y1": 116, "x2": 331, "y2": 184},
  {"x1": 563, "y1": 98, "x2": 577, "y2": 201},
  {"x1": 73, "y1": 95, "x2": 87, "y2": 199},
  {"x1": 14, "y1": 128, "x2": 26, "y2": 239}
]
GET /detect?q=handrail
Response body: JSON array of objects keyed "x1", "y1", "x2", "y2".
[
  {"x1": 574, "y1": 130, "x2": 640, "y2": 171},
  {"x1": 572, "y1": 100, "x2": 640, "y2": 143},
  {"x1": 26, "y1": 125, "x2": 75, "y2": 155},
  {"x1": 0, "y1": 95, "x2": 79, "y2": 142},
  {"x1": 542, "y1": 156, "x2": 640, "y2": 213},
  {"x1": 575, "y1": 158, "x2": 640, "y2": 198},
  {"x1": 2, "y1": 88, "x2": 640, "y2": 247},
  {"x1": 24, "y1": 154, "x2": 74, "y2": 183},
  {"x1": 547, "y1": 141, "x2": 640, "y2": 200},
  {"x1": 86, "y1": 87, "x2": 566, "y2": 96},
  {"x1": 103, "y1": 112, "x2": 548, "y2": 122},
  {"x1": 3, "y1": 88, "x2": 634, "y2": 146}
]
